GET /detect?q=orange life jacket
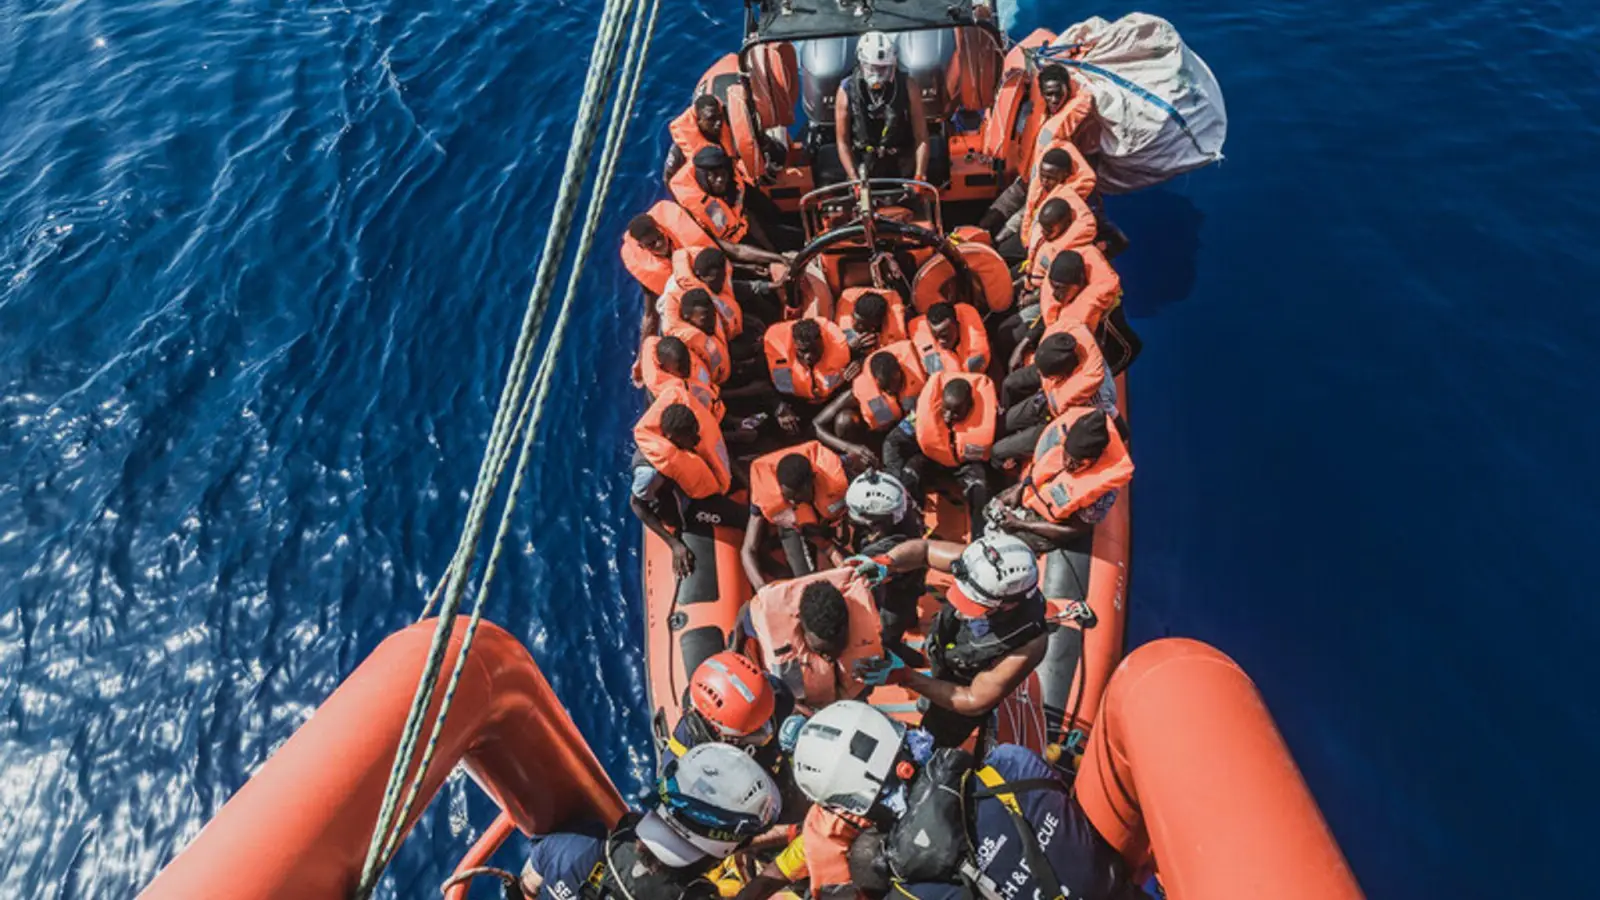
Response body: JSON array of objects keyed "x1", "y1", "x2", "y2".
[
  {"x1": 1022, "y1": 83, "x2": 1095, "y2": 175},
  {"x1": 669, "y1": 161, "x2": 751, "y2": 244},
  {"x1": 638, "y1": 335, "x2": 724, "y2": 421},
  {"x1": 914, "y1": 371, "x2": 998, "y2": 467},
  {"x1": 800, "y1": 804, "x2": 873, "y2": 891},
  {"x1": 1039, "y1": 244, "x2": 1121, "y2": 329},
  {"x1": 851, "y1": 340, "x2": 926, "y2": 431},
  {"x1": 663, "y1": 312, "x2": 731, "y2": 385},
  {"x1": 620, "y1": 201, "x2": 714, "y2": 296},
  {"x1": 1022, "y1": 160, "x2": 1098, "y2": 258},
  {"x1": 1020, "y1": 406, "x2": 1134, "y2": 523},
  {"x1": 668, "y1": 105, "x2": 739, "y2": 167},
  {"x1": 1035, "y1": 319, "x2": 1106, "y2": 416},
  {"x1": 834, "y1": 286, "x2": 908, "y2": 346},
  {"x1": 1024, "y1": 186, "x2": 1099, "y2": 291},
  {"x1": 665, "y1": 248, "x2": 743, "y2": 338},
  {"x1": 749, "y1": 568, "x2": 882, "y2": 710},
  {"x1": 909, "y1": 303, "x2": 990, "y2": 375},
  {"x1": 748, "y1": 440, "x2": 850, "y2": 528},
  {"x1": 764, "y1": 319, "x2": 854, "y2": 401},
  {"x1": 632, "y1": 383, "x2": 732, "y2": 500}
]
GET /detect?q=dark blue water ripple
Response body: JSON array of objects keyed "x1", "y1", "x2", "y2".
[{"x1": 2, "y1": 0, "x2": 1598, "y2": 896}]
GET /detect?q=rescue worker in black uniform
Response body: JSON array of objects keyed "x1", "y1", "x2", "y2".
[
  {"x1": 852, "y1": 533, "x2": 1050, "y2": 747},
  {"x1": 833, "y1": 31, "x2": 931, "y2": 184},
  {"x1": 845, "y1": 743, "x2": 1143, "y2": 900}
]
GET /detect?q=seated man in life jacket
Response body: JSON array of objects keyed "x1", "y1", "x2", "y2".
[
  {"x1": 853, "y1": 533, "x2": 1050, "y2": 748},
  {"x1": 741, "y1": 443, "x2": 851, "y2": 589},
  {"x1": 812, "y1": 342, "x2": 928, "y2": 472},
  {"x1": 663, "y1": 94, "x2": 738, "y2": 186},
  {"x1": 655, "y1": 247, "x2": 745, "y2": 340},
  {"x1": 843, "y1": 471, "x2": 926, "y2": 658},
  {"x1": 519, "y1": 743, "x2": 781, "y2": 900},
  {"x1": 982, "y1": 112, "x2": 1095, "y2": 258},
  {"x1": 835, "y1": 290, "x2": 908, "y2": 355},
  {"x1": 987, "y1": 407, "x2": 1134, "y2": 562},
  {"x1": 622, "y1": 202, "x2": 714, "y2": 305},
  {"x1": 881, "y1": 371, "x2": 997, "y2": 526},
  {"x1": 741, "y1": 570, "x2": 883, "y2": 714},
  {"x1": 990, "y1": 194, "x2": 1098, "y2": 366},
  {"x1": 834, "y1": 32, "x2": 931, "y2": 184},
  {"x1": 631, "y1": 388, "x2": 745, "y2": 578},
  {"x1": 670, "y1": 146, "x2": 801, "y2": 261},
  {"x1": 1026, "y1": 63, "x2": 1097, "y2": 173},
  {"x1": 763, "y1": 317, "x2": 860, "y2": 435},
  {"x1": 992, "y1": 328, "x2": 1115, "y2": 466},
  {"x1": 909, "y1": 301, "x2": 990, "y2": 376},
  {"x1": 845, "y1": 744, "x2": 1141, "y2": 900}
]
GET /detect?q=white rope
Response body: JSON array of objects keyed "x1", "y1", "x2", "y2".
[{"x1": 354, "y1": 0, "x2": 660, "y2": 891}]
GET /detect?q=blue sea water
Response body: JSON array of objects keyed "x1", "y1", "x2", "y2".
[{"x1": 1, "y1": 0, "x2": 1597, "y2": 896}]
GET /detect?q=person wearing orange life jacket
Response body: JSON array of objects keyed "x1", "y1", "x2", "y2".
[
  {"x1": 881, "y1": 371, "x2": 997, "y2": 526},
  {"x1": 664, "y1": 289, "x2": 733, "y2": 386},
  {"x1": 630, "y1": 386, "x2": 743, "y2": 578},
  {"x1": 988, "y1": 406, "x2": 1133, "y2": 557},
  {"x1": 622, "y1": 205, "x2": 714, "y2": 301},
  {"x1": 984, "y1": 145, "x2": 1097, "y2": 267},
  {"x1": 1022, "y1": 63, "x2": 1097, "y2": 176},
  {"x1": 637, "y1": 335, "x2": 724, "y2": 421},
  {"x1": 1019, "y1": 144, "x2": 1097, "y2": 246},
  {"x1": 763, "y1": 317, "x2": 860, "y2": 433},
  {"x1": 992, "y1": 327, "x2": 1115, "y2": 465},
  {"x1": 670, "y1": 146, "x2": 802, "y2": 262},
  {"x1": 1035, "y1": 245, "x2": 1120, "y2": 330},
  {"x1": 812, "y1": 342, "x2": 926, "y2": 472},
  {"x1": 663, "y1": 95, "x2": 739, "y2": 186},
  {"x1": 741, "y1": 571, "x2": 884, "y2": 714},
  {"x1": 657, "y1": 246, "x2": 744, "y2": 339},
  {"x1": 908, "y1": 301, "x2": 989, "y2": 376},
  {"x1": 741, "y1": 442, "x2": 850, "y2": 588},
  {"x1": 835, "y1": 289, "x2": 908, "y2": 352},
  {"x1": 1024, "y1": 195, "x2": 1098, "y2": 292}
]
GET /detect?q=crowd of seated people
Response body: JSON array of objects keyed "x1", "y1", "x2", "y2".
[{"x1": 577, "y1": 42, "x2": 1140, "y2": 900}]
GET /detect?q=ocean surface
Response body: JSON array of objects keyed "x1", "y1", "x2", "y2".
[{"x1": 1, "y1": 0, "x2": 1597, "y2": 896}]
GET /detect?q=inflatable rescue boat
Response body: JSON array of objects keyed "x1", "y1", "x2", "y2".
[{"x1": 145, "y1": 2, "x2": 1360, "y2": 899}]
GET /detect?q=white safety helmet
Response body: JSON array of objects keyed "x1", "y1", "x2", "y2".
[
  {"x1": 846, "y1": 470, "x2": 909, "y2": 526},
  {"x1": 947, "y1": 533, "x2": 1039, "y2": 618},
  {"x1": 856, "y1": 32, "x2": 898, "y2": 89},
  {"x1": 791, "y1": 700, "x2": 903, "y2": 815},
  {"x1": 640, "y1": 742, "x2": 781, "y2": 867}
]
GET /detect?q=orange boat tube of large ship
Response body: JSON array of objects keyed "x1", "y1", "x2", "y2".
[
  {"x1": 1076, "y1": 638, "x2": 1362, "y2": 899},
  {"x1": 142, "y1": 619, "x2": 626, "y2": 899}
]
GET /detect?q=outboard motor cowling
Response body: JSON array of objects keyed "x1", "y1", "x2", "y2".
[
  {"x1": 798, "y1": 37, "x2": 858, "y2": 127},
  {"x1": 895, "y1": 29, "x2": 956, "y2": 115}
]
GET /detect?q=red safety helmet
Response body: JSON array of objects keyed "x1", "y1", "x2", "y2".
[{"x1": 689, "y1": 652, "x2": 776, "y2": 740}]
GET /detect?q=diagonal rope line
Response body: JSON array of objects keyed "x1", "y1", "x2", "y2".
[
  {"x1": 355, "y1": 0, "x2": 652, "y2": 891},
  {"x1": 373, "y1": 3, "x2": 666, "y2": 874}
]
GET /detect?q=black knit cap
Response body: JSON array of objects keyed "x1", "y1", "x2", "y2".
[
  {"x1": 693, "y1": 146, "x2": 731, "y2": 169},
  {"x1": 1065, "y1": 410, "x2": 1111, "y2": 460}
]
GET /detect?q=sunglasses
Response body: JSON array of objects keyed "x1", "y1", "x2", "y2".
[{"x1": 656, "y1": 759, "x2": 768, "y2": 842}]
